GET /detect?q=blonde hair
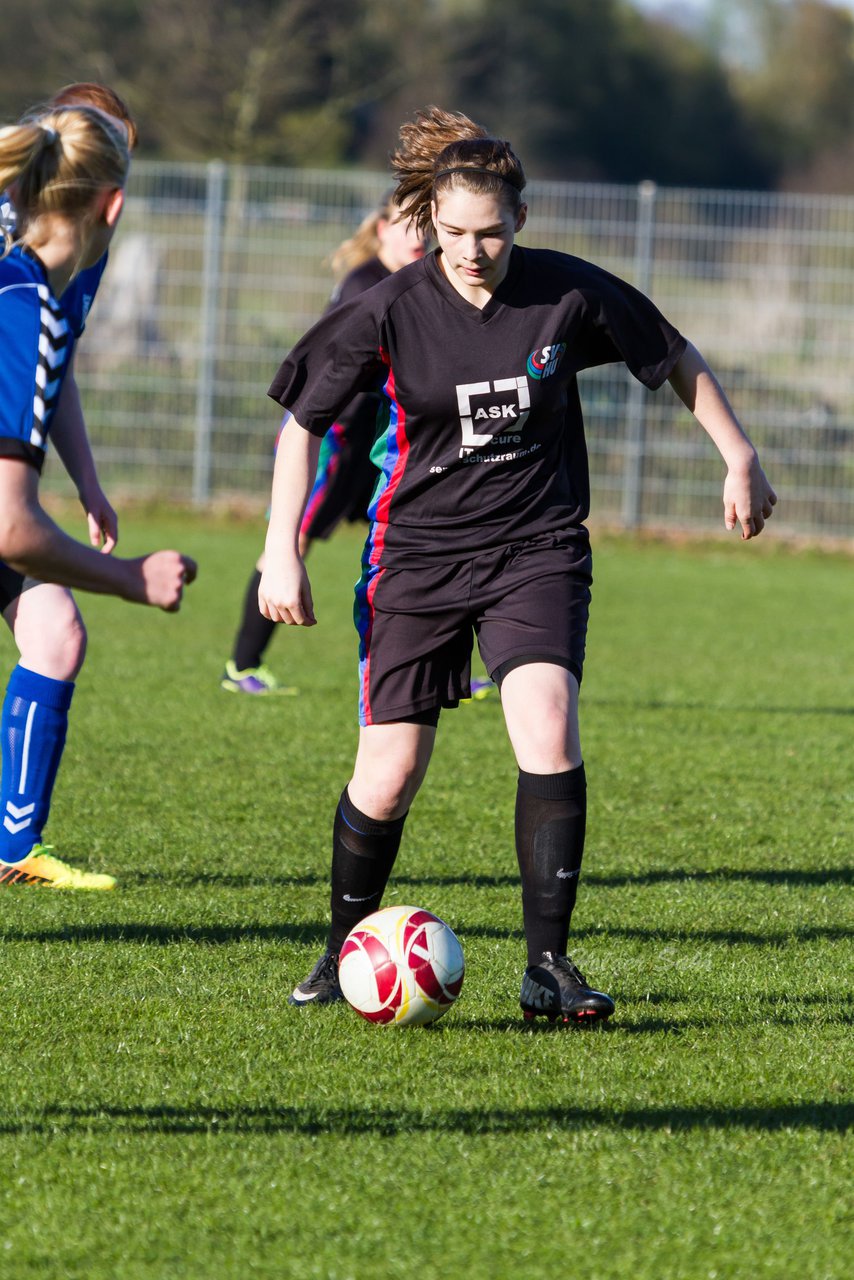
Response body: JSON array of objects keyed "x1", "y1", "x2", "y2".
[
  {"x1": 0, "y1": 105, "x2": 129, "y2": 254},
  {"x1": 329, "y1": 190, "x2": 397, "y2": 279},
  {"x1": 390, "y1": 106, "x2": 526, "y2": 236}
]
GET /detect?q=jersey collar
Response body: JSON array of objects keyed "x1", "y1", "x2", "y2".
[{"x1": 425, "y1": 246, "x2": 523, "y2": 323}]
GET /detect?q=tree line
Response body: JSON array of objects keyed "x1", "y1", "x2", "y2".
[{"x1": 1, "y1": 0, "x2": 852, "y2": 191}]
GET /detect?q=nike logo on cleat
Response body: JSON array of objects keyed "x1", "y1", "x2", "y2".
[
  {"x1": 343, "y1": 893, "x2": 376, "y2": 903},
  {"x1": 520, "y1": 975, "x2": 556, "y2": 1011},
  {"x1": 556, "y1": 868, "x2": 579, "y2": 879}
]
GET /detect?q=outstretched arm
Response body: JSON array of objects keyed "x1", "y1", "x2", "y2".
[
  {"x1": 668, "y1": 341, "x2": 777, "y2": 539},
  {"x1": 48, "y1": 366, "x2": 119, "y2": 553},
  {"x1": 0, "y1": 458, "x2": 195, "y2": 611},
  {"x1": 258, "y1": 417, "x2": 322, "y2": 625}
]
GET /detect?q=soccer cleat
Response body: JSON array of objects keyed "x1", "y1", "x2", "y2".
[
  {"x1": 0, "y1": 844, "x2": 116, "y2": 891},
  {"x1": 520, "y1": 952, "x2": 614, "y2": 1025},
  {"x1": 461, "y1": 677, "x2": 496, "y2": 703},
  {"x1": 220, "y1": 660, "x2": 297, "y2": 696},
  {"x1": 288, "y1": 950, "x2": 344, "y2": 1006}
]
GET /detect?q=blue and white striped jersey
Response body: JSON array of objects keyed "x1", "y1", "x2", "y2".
[
  {"x1": 1, "y1": 191, "x2": 107, "y2": 338},
  {"x1": 0, "y1": 245, "x2": 72, "y2": 471}
]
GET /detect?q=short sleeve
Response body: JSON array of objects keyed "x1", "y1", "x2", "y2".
[
  {"x1": 0, "y1": 283, "x2": 42, "y2": 448},
  {"x1": 578, "y1": 267, "x2": 686, "y2": 389},
  {"x1": 268, "y1": 296, "x2": 386, "y2": 437}
]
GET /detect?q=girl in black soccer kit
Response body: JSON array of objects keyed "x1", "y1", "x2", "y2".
[
  {"x1": 259, "y1": 106, "x2": 777, "y2": 1023},
  {"x1": 221, "y1": 193, "x2": 428, "y2": 695}
]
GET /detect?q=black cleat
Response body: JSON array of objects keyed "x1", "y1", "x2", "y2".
[
  {"x1": 520, "y1": 952, "x2": 614, "y2": 1025},
  {"x1": 288, "y1": 950, "x2": 344, "y2": 1006}
]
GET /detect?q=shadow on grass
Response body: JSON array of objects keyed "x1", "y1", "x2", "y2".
[
  {"x1": 129, "y1": 866, "x2": 851, "y2": 890},
  {"x1": 586, "y1": 868, "x2": 853, "y2": 888},
  {"x1": 458, "y1": 987, "x2": 853, "y2": 1035},
  {"x1": 0, "y1": 921, "x2": 849, "y2": 947},
  {"x1": 585, "y1": 696, "x2": 853, "y2": 718},
  {"x1": 0, "y1": 922, "x2": 328, "y2": 946},
  {"x1": 457, "y1": 923, "x2": 851, "y2": 946},
  {"x1": 603, "y1": 1007, "x2": 852, "y2": 1034},
  {"x1": 2, "y1": 1100, "x2": 850, "y2": 1137}
]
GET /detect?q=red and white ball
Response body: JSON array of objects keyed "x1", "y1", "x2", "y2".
[{"x1": 339, "y1": 905, "x2": 465, "y2": 1026}]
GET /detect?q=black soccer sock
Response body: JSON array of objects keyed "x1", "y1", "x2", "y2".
[
  {"x1": 328, "y1": 788, "x2": 407, "y2": 952},
  {"x1": 515, "y1": 764, "x2": 587, "y2": 966},
  {"x1": 232, "y1": 569, "x2": 277, "y2": 671}
]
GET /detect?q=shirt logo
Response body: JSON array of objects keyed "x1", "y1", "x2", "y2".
[
  {"x1": 456, "y1": 376, "x2": 530, "y2": 454},
  {"x1": 527, "y1": 343, "x2": 566, "y2": 380}
]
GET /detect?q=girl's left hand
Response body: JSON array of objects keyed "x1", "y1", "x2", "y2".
[{"x1": 81, "y1": 485, "x2": 119, "y2": 553}]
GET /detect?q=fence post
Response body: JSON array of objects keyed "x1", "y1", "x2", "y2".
[
  {"x1": 193, "y1": 159, "x2": 226, "y2": 505},
  {"x1": 621, "y1": 179, "x2": 657, "y2": 529}
]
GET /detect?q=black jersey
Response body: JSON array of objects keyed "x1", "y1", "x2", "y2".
[
  {"x1": 326, "y1": 257, "x2": 391, "y2": 437},
  {"x1": 269, "y1": 246, "x2": 686, "y2": 567},
  {"x1": 329, "y1": 256, "x2": 390, "y2": 308}
]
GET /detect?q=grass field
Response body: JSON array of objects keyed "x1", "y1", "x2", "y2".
[{"x1": 0, "y1": 512, "x2": 851, "y2": 1280}]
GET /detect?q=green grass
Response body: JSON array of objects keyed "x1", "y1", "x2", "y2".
[{"x1": 0, "y1": 514, "x2": 851, "y2": 1280}]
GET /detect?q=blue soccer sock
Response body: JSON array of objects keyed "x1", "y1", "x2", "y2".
[{"x1": 0, "y1": 665, "x2": 75, "y2": 864}]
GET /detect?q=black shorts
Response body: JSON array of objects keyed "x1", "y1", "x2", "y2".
[
  {"x1": 0, "y1": 561, "x2": 34, "y2": 614},
  {"x1": 355, "y1": 531, "x2": 592, "y2": 726}
]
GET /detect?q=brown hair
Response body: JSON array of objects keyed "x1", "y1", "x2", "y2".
[
  {"x1": 0, "y1": 105, "x2": 129, "y2": 253},
  {"x1": 390, "y1": 106, "x2": 526, "y2": 236},
  {"x1": 45, "y1": 82, "x2": 138, "y2": 151}
]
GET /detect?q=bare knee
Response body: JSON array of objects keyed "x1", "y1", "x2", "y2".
[
  {"x1": 348, "y1": 723, "x2": 436, "y2": 821},
  {"x1": 348, "y1": 762, "x2": 420, "y2": 821},
  {"x1": 54, "y1": 612, "x2": 88, "y2": 680},
  {"x1": 501, "y1": 663, "x2": 582, "y2": 773},
  {"x1": 11, "y1": 590, "x2": 87, "y2": 681}
]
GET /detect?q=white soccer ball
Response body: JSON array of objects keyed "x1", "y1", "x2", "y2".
[{"x1": 339, "y1": 905, "x2": 465, "y2": 1026}]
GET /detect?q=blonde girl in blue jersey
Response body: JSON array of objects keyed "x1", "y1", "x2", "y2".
[{"x1": 0, "y1": 105, "x2": 196, "y2": 890}]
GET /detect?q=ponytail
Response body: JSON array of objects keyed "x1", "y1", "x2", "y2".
[
  {"x1": 0, "y1": 123, "x2": 53, "y2": 253},
  {"x1": 390, "y1": 106, "x2": 525, "y2": 236},
  {"x1": 0, "y1": 105, "x2": 128, "y2": 254}
]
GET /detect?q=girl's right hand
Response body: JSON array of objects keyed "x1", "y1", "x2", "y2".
[
  {"x1": 258, "y1": 555, "x2": 316, "y2": 626},
  {"x1": 136, "y1": 550, "x2": 197, "y2": 611}
]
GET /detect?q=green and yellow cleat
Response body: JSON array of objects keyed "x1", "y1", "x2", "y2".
[
  {"x1": 460, "y1": 677, "x2": 496, "y2": 704},
  {"x1": 220, "y1": 661, "x2": 298, "y2": 696},
  {"x1": 0, "y1": 844, "x2": 116, "y2": 890}
]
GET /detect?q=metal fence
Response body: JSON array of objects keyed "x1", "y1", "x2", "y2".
[{"x1": 59, "y1": 160, "x2": 854, "y2": 539}]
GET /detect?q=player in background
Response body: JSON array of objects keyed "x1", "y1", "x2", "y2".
[
  {"x1": 220, "y1": 192, "x2": 429, "y2": 696},
  {"x1": 0, "y1": 103, "x2": 196, "y2": 891},
  {"x1": 260, "y1": 106, "x2": 776, "y2": 1024}
]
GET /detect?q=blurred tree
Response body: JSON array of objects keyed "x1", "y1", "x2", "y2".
[
  {"x1": 0, "y1": 0, "x2": 141, "y2": 121},
  {"x1": 733, "y1": 0, "x2": 854, "y2": 186},
  {"x1": 0, "y1": 0, "x2": 441, "y2": 165},
  {"x1": 448, "y1": 0, "x2": 773, "y2": 186},
  {"x1": 0, "y1": 0, "x2": 850, "y2": 190}
]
